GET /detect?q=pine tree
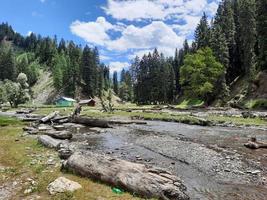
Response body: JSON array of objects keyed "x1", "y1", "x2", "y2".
[
  {"x1": 113, "y1": 71, "x2": 118, "y2": 95},
  {"x1": 214, "y1": 0, "x2": 236, "y2": 83},
  {"x1": 0, "y1": 41, "x2": 16, "y2": 81},
  {"x1": 58, "y1": 38, "x2": 66, "y2": 53},
  {"x1": 256, "y1": 0, "x2": 267, "y2": 70},
  {"x1": 195, "y1": 13, "x2": 211, "y2": 49},
  {"x1": 238, "y1": 0, "x2": 256, "y2": 79}
]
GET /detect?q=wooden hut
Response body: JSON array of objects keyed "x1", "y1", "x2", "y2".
[{"x1": 79, "y1": 99, "x2": 96, "y2": 107}]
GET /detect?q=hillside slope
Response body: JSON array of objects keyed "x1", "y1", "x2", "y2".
[{"x1": 31, "y1": 69, "x2": 59, "y2": 104}]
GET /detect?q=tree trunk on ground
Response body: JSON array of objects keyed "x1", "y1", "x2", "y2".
[
  {"x1": 40, "y1": 111, "x2": 59, "y2": 123},
  {"x1": 71, "y1": 116, "x2": 110, "y2": 128},
  {"x1": 108, "y1": 120, "x2": 147, "y2": 125},
  {"x1": 38, "y1": 135, "x2": 62, "y2": 149},
  {"x1": 45, "y1": 131, "x2": 72, "y2": 140},
  {"x1": 63, "y1": 152, "x2": 189, "y2": 200},
  {"x1": 244, "y1": 137, "x2": 267, "y2": 149}
]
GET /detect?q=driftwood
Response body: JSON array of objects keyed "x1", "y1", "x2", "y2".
[
  {"x1": 53, "y1": 125, "x2": 65, "y2": 131},
  {"x1": 40, "y1": 111, "x2": 59, "y2": 123},
  {"x1": 108, "y1": 120, "x2": 147, "y2": 125},
  {"x1": 16, "y1": 109, "x2": 35, "y2": 114},
  {"x1": 38, "y1": 135, "x2": 62, "y2": 149},
  {"x1": 244, "y1": 137, "x2": 267, "y2": 149},
  {"x1": 71, "y1": 116, "x2": 110, "y2": 128},
  {"x1": 45, "y1": 131, "x2": 72, "y2": 140},
  {"x1": 63, "y1": 152, "x2": 189, "y2": 200},
  {"x1": 51, "y1": 116, "x2": 70, "y2": 123},
  {"x1": 20, "y1": 117, "x2": 40, "y2": 122}
]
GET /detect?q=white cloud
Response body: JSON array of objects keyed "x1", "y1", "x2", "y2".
[
  {"x1": 107, "y1": 21, "x2": 184, "y2": 51},
  {"x1": 103, "y1": 0, "x2": 218, "y2": 21},
  {"x1": 71, "y1": 17, "x2": 184, "y2": 55},
  {"x1": 70, "y1": 17, "x2": 112, "y2": 45},
  {"x1": 109, "y1": 61, "x2": 130, "y2": 73},
  {"x1": 100, "y1": 55, "x2": 111, "y2": 61},
  {"x1": 27, "y1": 31, "x2": 33, "y2": 36}
]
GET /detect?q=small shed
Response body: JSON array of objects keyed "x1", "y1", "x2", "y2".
[
  {"x1": 55, "y1": 97, "x2": 76, "y2": 107},
  {"x1": 79, "y1": 99, "x2": 96, "y2": 107}
]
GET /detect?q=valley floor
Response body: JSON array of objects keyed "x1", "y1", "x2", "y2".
[{"x1": 0, "y1": 105, "x2": 266, "y2": 199}]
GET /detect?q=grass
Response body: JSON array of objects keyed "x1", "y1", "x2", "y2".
[
  {"x1": 30, "y1": 104, "x2": 267, "y2": 127},
  {"x1": 176, "y1": 99, "x2": 204, "y2": 109},
  {"x1": 207, "y1": 115, "x2": 267, "y2": 127},
  {"x1": 0, "y1": 116, "x2": 24, "y2": 126},
  {"x1": 0, "y1": 116, "x2": 149, "y2": 200},
  {"x1": 245, "y1": 99, "x2": 267, "y2": 110}
]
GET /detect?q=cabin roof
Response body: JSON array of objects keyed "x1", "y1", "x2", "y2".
[
  {"x1": 58, "y1": 97, "x2": 76, "y2": 102},
  {"x1": 79, "y1": 99, "x2": 95, "y2": 104}
]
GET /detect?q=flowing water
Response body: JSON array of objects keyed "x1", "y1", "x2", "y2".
[{"x1": 70, "y1": 121, "x2": 267, "y2": 200}]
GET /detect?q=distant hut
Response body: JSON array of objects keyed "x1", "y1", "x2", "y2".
[
  {"x1": 55, "y1": 97, "x2": 76, "y2": 107},
  {"x1": 79, "y1": 99, "x2": 96, "y2": 107}
]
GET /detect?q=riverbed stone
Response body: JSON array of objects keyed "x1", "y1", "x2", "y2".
[{"x1": 47, "y1": 177, "x2": 82, "y2": 195}]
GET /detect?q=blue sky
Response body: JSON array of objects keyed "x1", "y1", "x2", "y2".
[{"x1": 0, "y1": 0, "x2": 220, "y2": 73}]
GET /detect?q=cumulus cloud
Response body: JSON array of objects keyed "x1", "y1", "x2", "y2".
[
  {"x1": 103, "y1": 0, "x2": 218, "y2": 21},
  {"x1": 109, "y1": 61, "x2": 130, "y2": 73},
  {"x1": 70, "y1": 17, "x2": 113, "y2": 45},
  {"x1": 107, "y1": 21, "x2": 184, "y2": 51},
  {"x1": 71, "y1": 17, "x2": 184, "y2": 56}
]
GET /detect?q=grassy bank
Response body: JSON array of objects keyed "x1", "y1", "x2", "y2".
[
  {"x1": 29, "y1": 106, "x2": 267, "y2": 127},
  {"x1": 0, "y1": 116, "x2": 144, "y2": 200}
]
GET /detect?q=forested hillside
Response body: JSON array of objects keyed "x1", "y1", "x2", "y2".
[
  {"x1": 116, "y1": 0, "x2": 266, "y2": 106},
  {"x1": 0, "y1": 0, "x2": 266, "y2": 107},
  {"x1": 0, "y1": 23, "x2": 111, "y2": 106}
]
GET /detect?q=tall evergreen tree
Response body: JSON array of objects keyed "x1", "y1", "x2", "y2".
[
  {"x1": 0, "y1": 41, "x2": 16, "y2": 81},
  {"x1": 113, "y1": 71, "x2": 118, "y2": 95},
  {"x1": 195, "y1": 13, "x2": 210, "y2": 49},
  {"x1": 256, "y1": 0, "x2": 267, "y2": 70},
  {"x1": 238, "y1": 0, "x2": 256, "y2": 79}
]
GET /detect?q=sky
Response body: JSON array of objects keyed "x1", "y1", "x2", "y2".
[{"x1": 0, "y1": 0, "x2": 220, "y2": 73}]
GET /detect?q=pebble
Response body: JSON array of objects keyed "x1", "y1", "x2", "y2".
[
  {"x1": 251, "y1": 170, "x2": 261, "y2": 174},
  {"x1": 24, "y1": 188, "x2": 33, "y2": 194},
  {"x1": 224, "y1": 169, "x2": 231, "y2": 172}
]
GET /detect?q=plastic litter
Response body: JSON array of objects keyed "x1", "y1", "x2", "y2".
[{"x1": 112, "y1": 187, "x2": 123, "y2": 194}]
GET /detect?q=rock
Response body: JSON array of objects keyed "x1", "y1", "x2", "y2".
[
  {"x1": 46, "y1": 158, "x2": 56, "y2": 165},
  {"x1": 58, "y1": 148, "x2": 73, "y2": 160},
  {"x1": 251, "y1": 170, "x2": 261, "y2": 175},
  {"x1": 47, "y1": 177, "x2": 82, "y2": 195},
  {"x1": 24, "y1": 188, "x2": 33, "y2": 194}
]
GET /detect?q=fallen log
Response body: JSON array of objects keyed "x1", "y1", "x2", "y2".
[
  {"x1": 51, "y1": 116, "x2": 69, "y2": 123},
  {"x1": 45, "y1": 131, "x2": 72, "y2": 140},
  {"x1": 20, "y1": 117, "x2": 40, "y2": 122},
  {"x1": 38, "y1": 135, "x2": 62, "y2": 149},
  {"x1": 71, "y1": 116, "x2": 110, "y2": 128},
  {"x1": 16, "y1": 109, "x2": 35, "y2": 114},
  {"x1": 244, "y1": 137, "x2": 267, "y2": 149},
  {"x1": 63, "y1": 152, "x2": 189, "y2": 200},
  {"x1": 53, "y1": 125, "x2": 65, "y2": 131},
  {"x1": 108, "y1": 120, "x2": 147, "y2": 125},
  {"x1": 40, "y1": 111, "x2": 59, "y2": 123}
]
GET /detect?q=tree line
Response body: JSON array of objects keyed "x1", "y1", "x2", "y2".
[
  {"x1": 0, "y1": 22, "x2": 111, "y2": 107},
  {"x1": 114, "y1": 0, "x2": 266, "y2": 105}
]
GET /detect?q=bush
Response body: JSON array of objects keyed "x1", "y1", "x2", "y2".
[{"x1": 245, "y1": 99, "x2": 267, "y2": 109}]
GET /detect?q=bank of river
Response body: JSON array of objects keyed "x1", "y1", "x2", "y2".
[{"x1": 69, "y1": 120, "x2": 267, "y2": 199}]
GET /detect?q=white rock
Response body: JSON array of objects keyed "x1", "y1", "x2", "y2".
[{"x1": 47, "y1": 177, "x2": 82, "y2": 195}]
